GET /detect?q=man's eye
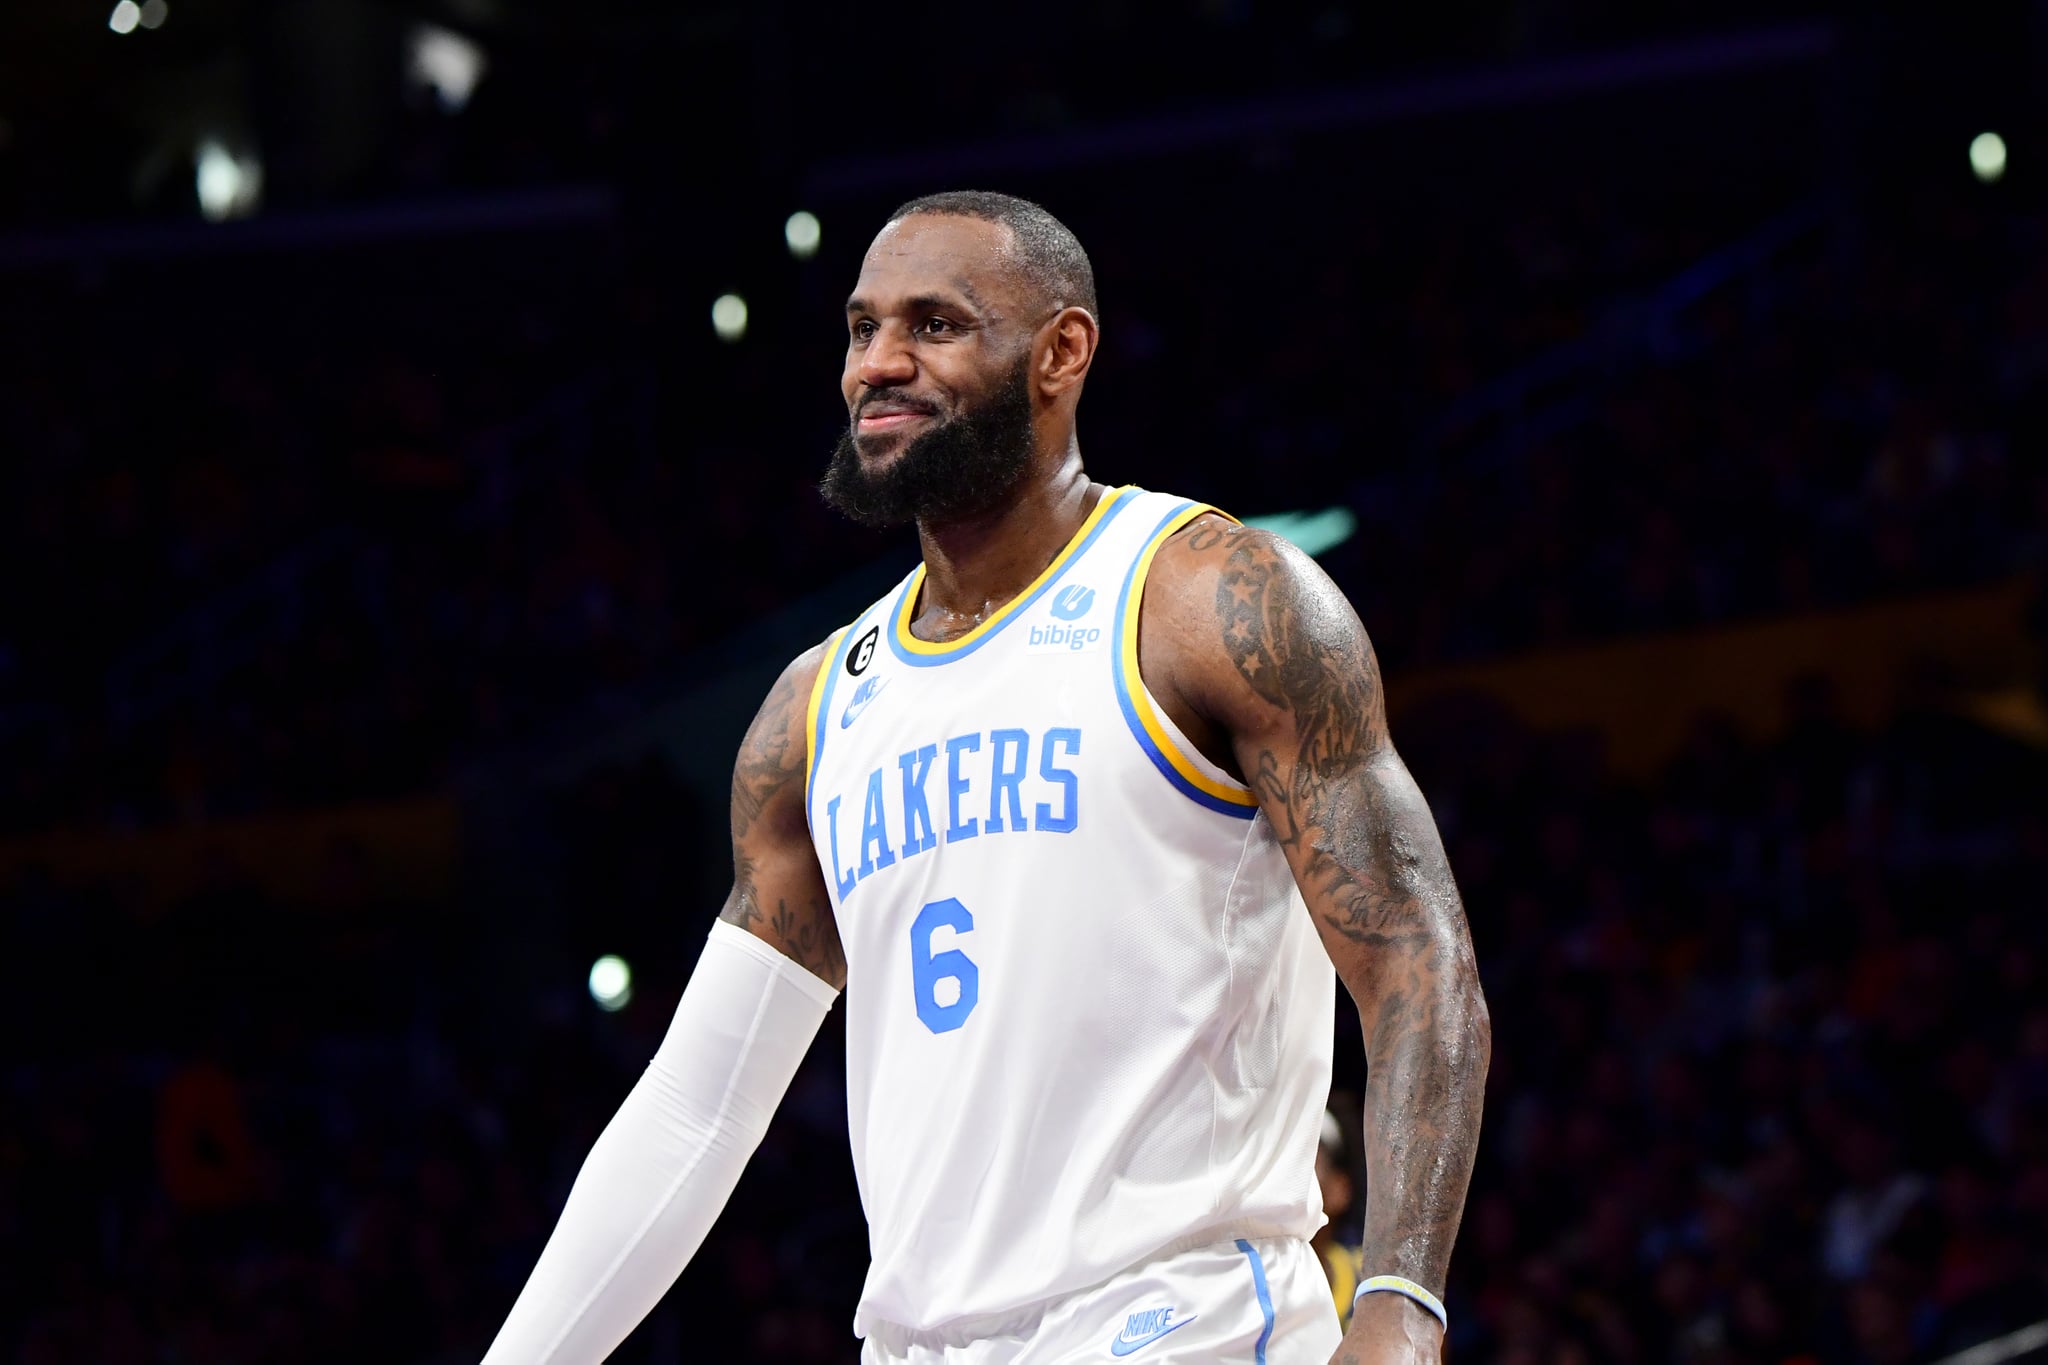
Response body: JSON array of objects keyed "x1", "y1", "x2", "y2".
[
  {"x1": 921, "y1": 317, "x2": 951, "y2": 335},
  {"x1": 852, "y1": 320, "x2": 876, "y2": 341}
]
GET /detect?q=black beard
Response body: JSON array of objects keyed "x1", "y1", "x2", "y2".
[{"x1": 820, "y1": 358, "x2": 1036, "y2": 531}]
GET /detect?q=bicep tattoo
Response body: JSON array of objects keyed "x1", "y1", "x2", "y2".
[
  {"x1": 1216, "y1": 534, "x2": 1442, "y2": 950},
  {"x1": 720, "y1": 653, "x2": 847, "y2": 987},
  {"x1": 729, "y1": 664, "x2": 805, "y2": 842}
]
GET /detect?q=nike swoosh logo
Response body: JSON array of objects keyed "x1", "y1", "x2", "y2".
[
  {"x1": 1108, "y1": 1316, "x2": 1195, "y2": 1356},
  {"x1": 840, "y1": 679, "x2": 887, "y2": 729}
]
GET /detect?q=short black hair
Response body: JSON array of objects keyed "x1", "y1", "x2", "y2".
[{"x1": 888, "y1": 190, "x2": 1099, "y2": 323}]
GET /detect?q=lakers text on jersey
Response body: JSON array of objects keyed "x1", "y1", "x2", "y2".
[{"x1": 804, "y1": 486, "x2": 1335, "y2": 1343}]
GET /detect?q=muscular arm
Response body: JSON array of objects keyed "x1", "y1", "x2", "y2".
[
  {"x1": 722, "y1": 641, "x2": 846, "y2": 988},
  {"x1": 480, "y1": 643, "x2": 843, "y2": 1364},
  {"x1": 1147, "y1": 521, "x2": 1490, "y2": 1359}
]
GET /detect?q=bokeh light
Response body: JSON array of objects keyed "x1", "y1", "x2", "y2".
[
  {"x1": 1971, "y1": 131, "x2": 2007, "y2": 184},
  {"x1": 785, "y1": 210, "x2": 822, "y2": 260},
  {"x1": 588, "y1": 955, "x2": 633, "y2": 1012},
  {"x1": 711, "y1": 293, "x2": 748, "y2": 342},
  {"x1": 194, "y1": 140, "x2": 263, "y2": 222}
]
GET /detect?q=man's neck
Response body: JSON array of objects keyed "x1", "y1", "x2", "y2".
[{"x1": 912, "y1": 450, "x2": 1097, "y2": 638}]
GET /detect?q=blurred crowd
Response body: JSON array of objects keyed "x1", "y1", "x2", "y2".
[
  {"x1": 3, "y1": 176, "x2": 2042, "y2": 835},
  {"x1": 1413, "y1": 692, "x2": 2048, "y2": 1365},
  {"x1": 3, "y1": 10, "x2": 2045, "y2": 1357},
  {"x1": 6, "y1": 691, "x2": 2043, "y2": 1363},
  {"x1": 1345, "y1": 196, "x2": 2048, "y2": 663}
]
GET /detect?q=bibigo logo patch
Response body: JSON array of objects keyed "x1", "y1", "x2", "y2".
[{"x1": 1028, "y1": 584, "x2": 1103, "y2": 653}]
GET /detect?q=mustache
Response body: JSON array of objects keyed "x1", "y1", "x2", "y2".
[{"x1": 855, "y1": 390, "x2": 940, "y2": 418}]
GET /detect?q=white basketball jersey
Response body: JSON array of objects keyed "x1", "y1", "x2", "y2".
[{"x1": 802, "y1": 486, "x2": 1334, "y2": 1340}]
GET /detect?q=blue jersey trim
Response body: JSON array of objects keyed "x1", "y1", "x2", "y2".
[
  {"x1": 1112, "y1": 500, "x2": 1258, "y2": 820},
  {"x1": 884, "y1": 488, "x2": 1137, "y2": 668},
  {"x1": 1236, "y1": 1239, "x2": 1276, "y2": 1364},
  {"x1": 805, "y1": 606, "x2": 879, "y2": 836}
]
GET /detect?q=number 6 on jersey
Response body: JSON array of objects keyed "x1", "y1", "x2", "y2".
[{"x1": 909, "y1": 897, "x2": 979, "y2": 1033}]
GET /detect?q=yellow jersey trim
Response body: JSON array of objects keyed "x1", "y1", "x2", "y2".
[
  {"x1": 802, "y1": 626, "x2": 850, "y2": 809},
  {"x1": 1116, "y1": 502, "x2": 1259, "y2": 810},
  {"x1": 890, "y1": 485, "x2": 1135, "y2": 659}
]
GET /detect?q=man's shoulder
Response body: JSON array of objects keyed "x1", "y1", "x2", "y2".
[
  {"x1": 1142, "y1": 512, "x2": 1294, "y2": 614},
  {"x1": 1138, "y1": 511, "x2": 1373, "y2": 727},
  {"x1": 775, "y1": 634, "x2": 838, "y2": 710},
  {"x1": 743, "y1": 632, "x2": 843, "y2": 769},
  {"x1": 1129, "y1": 513, "x2": 1297, "y2": 719}
]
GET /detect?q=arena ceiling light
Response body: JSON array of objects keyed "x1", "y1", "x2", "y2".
[
  {"x1": 139, "y1": 0, "x2": 167, "y2": 28},
  {"x1": 1241, "y1": 506, "x2": 1359, "y2": 558},
  {"x1": 107, "y1": 1, "x2": 140, "y2": 33},
  {"x1": 1971, "y1": 132, "x2": 2007, "y2": 185},
  {"x1": 588, "y1": 955, "x2": 633, "y2": 1012},
  {"x1": 711, "y1": 293, "x2": 748, "y2": 342},
  {"x1": 785, "y1": 210, "x2": 822, "y2": 260},
  {"x1": 408, "y1": 24, "x2": 488, "y2": 113},
  {"x1": 194, "y1": 140, "x2": 262, "y2": 222}
]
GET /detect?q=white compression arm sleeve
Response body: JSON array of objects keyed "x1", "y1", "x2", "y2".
[{"x1": 481, "y1": 920, "x2": 838, "y2": 1364}]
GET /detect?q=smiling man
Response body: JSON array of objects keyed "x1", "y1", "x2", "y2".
[{"x1": 482, "y1": 191, "x2": 1489, "y2": 1365}]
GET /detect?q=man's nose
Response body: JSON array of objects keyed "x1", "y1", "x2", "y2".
[{"x1": 858, "y1": 323, "x2": 917, "y2": 388}]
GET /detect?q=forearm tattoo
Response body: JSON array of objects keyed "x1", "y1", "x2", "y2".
[{"x1": 1213, "y1": 529, "x2": 1489, "y2": 1302}]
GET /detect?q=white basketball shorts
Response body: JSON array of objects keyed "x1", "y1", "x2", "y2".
[{"x1": 860, "y1": 1235, "x2": 1343, "y2": 1364}]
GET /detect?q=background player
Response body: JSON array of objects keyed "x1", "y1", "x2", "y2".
[
  {"x1": 482, "y1": 192, "x2": 1490, "y2": 1364},
  {"x1": 1313, "y1": 1100, "x2": 1368, "y2": 1333}
]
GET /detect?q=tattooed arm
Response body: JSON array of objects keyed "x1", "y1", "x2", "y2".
[
  {"x1": 481, "y1": 645, "x2": 842, "y2": 1364},
  {"x1": 722, "y1": 641, "x2": 847, "y2": 987},
  {"x1": 1146, "y1": 521, "x2": 1489, "y2": 1364}
]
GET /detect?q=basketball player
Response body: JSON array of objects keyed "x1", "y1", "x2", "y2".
[{"x1": 482, "y1": 192, "x2": 1489, "y2": 1364}]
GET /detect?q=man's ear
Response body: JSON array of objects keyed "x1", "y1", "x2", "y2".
[{"x1": 1037, "y1": 306, "x2": 1098, "y2": 399}]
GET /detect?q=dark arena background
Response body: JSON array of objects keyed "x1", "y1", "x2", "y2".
[{"x1": 4, "y1": 3, "x2": 2047, "y2": 1362}]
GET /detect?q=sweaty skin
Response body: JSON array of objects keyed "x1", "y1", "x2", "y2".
[
  {"x1": 1142, "y1": 518, "x2": 1491, "y2": 1362},
  {"x1": 720, "y1": 210, "x2": 1489, "y2": 1365}
]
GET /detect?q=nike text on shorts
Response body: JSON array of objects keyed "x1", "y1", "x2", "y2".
[{"x1": 859, "y1": 1236, "x2": 1342, "y2": 1364}]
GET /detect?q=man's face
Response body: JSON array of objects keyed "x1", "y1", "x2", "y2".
[{"x1": 821, "y1": 215, "x2": 1041, "y2": 529}]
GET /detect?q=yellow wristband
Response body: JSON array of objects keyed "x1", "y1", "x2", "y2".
[{"x1": 1353, "y1": 1275, "x2": 1448, "y2": 1331}]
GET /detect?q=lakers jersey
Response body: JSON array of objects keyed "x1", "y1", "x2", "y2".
[{"x1": 803, "y1": 486, "x2": 1335, "y2": 1339}]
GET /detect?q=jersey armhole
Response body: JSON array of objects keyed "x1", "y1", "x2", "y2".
[{"x1": 1111, "y1": 502, "x2": 1260, "y2": 819}]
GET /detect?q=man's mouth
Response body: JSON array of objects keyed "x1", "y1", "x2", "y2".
[{"x1": 857, "y1": 399, "x2": 937, "y2": 434}]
